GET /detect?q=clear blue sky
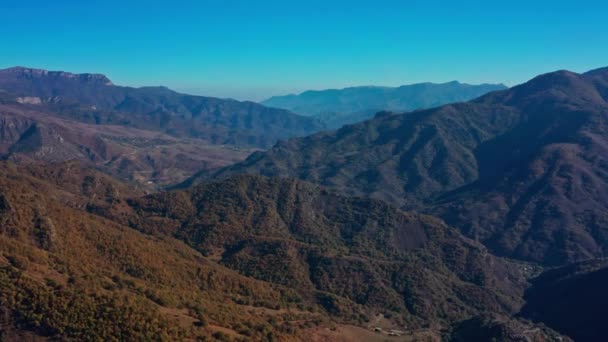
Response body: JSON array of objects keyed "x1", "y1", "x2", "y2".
[{"x1": 1, "y1": 0, "x2": 607, "y2": 101}]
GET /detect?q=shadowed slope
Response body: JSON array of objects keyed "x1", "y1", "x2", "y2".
[
  {"x1": 263, "y1": 82, "x2": 506, "y2": 129},
  {"x1": 520, "y1": 259, "x2": 608, "y2": 341}
]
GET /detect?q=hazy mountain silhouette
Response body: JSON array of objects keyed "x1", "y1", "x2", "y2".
[{"x1": 262, "y1": 81, "x2": 506, "y2": 128}]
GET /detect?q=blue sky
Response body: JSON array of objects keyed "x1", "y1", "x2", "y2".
[{"x1": 1, "y1": 0, "x2": 607, "y2": 101}]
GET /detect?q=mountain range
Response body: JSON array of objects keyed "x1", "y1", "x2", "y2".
[
  {"x1": 262, "y1": 82, "x2": 507, "y2": 128},
  {"x1": 0, "y1": 66, "x2": 327, "y2": 187},
  {"x1": 0, "y1": 66, "x2": 324, "y2": 149},
  {"x1": 206, "y1": 67, "x2": 608, "y2": 268},
  {"x1": 2, "y1": 64, "x2": 608, "y2": 341}
]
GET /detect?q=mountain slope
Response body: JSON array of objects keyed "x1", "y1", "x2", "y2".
[
  {"x1": 102, "y1": 175, "x2": 531, "y2": 332},
  {"x1": 203, "y1": 103, "x2": 521, "y2": 206},
  {"x1": 0, "y1": 160, "x2": 570, "y2": 341},
  {"x1": 0, "y1": 163, "x2": 332, "y2": 341},
  {"x1": 200, "y1": 67, "x2": 608, "y2": 266},
  {"x1": 0, "y1": 67, "x2": 325, "y2": 148},
  {"x1": 262, "y1": 82, "x2": 506, "y2": 128},
  {"x1": 520, "y1": 259, "x2": 608, "y2": 341},
  {"x1": 0, "y1": 101, "x2": 253, "y2": 187},
  {"x1": 0, "y1": 161, "x2": 552, "y2": 340},
  {"x1": 431, "y1": 69, "x2": 608, "y2": 265}
]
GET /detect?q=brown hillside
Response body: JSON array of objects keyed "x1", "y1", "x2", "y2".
[{"x1": 102, "y1": 175, "x2": 531, "y2": 331}]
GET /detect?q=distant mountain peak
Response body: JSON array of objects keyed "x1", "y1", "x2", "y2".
[
  {"x1": 531, "y1": 69, "x2": 580, "y2": 81},
  {"x1": 0, "y1": 66, "x2": 113, "y2": 86},
  {"x1": 4, "y1": 66, "x2": 49, "y2": 74},
  {"x1": 484, "y1": 68, "x2": 608, "y2": 106}
]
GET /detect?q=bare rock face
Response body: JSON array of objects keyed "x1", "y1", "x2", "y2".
[
  {"x1": 16, "y1": 96, "x2": 41, "y2": 104},
  {"x1": 7, "y1": 122, "x2": 80, "y2": 162}
]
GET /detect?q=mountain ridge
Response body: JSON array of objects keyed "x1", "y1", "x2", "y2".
[
  {"x1": 0, "y1": 101, "x2": 254, "y2": 187},
  {"x1": 1, "y1": 66, "x2": 114, "y2": 85},
  {"x1": 0, "y1": 66, "x2": 325, "y2": 149},
  {"x1": 199, "y1": 66, "x2": 608, "y2": 266},
  {"x1": 262, "y1": 81, "x2": 507, "y2": 128},
  {"x1": 0, "y1": 65, "x2": 590, "y2": 340}
]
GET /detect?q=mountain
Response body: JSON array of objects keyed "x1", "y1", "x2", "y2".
[
  {"x1": 0, "y1": 98, "x2": 253, "y2": 188},
  {"x1": 262, "y1": 82, "x2": 507, "y2": 128},
  {"x1": 430, "y1": 68, "x2": 608, "y2": 265},
  {"x1": 1, "y1": 161, "x2": 564, "y2": 340},
  {"x1": 101, "y1": 174, "x2": 534, "y2": 335},
  {"x1": 520, "y1": 259, "x2": 608, "y2": 341},
  {"x1": 0, "y1": 66, "x2": 325, "y2": 149},
  {"x1": 0, "y1": 162, "x2": 336, "y2": 341},
  {"x1": 200, "y1": 67, "x2": 608, "y2": 266},
  {"x1": 16, "y1": 160, "x2": 145, "y2": 208},
  {"x1": 2, "y1": 64, "x2": 603, "y2": 340}
]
